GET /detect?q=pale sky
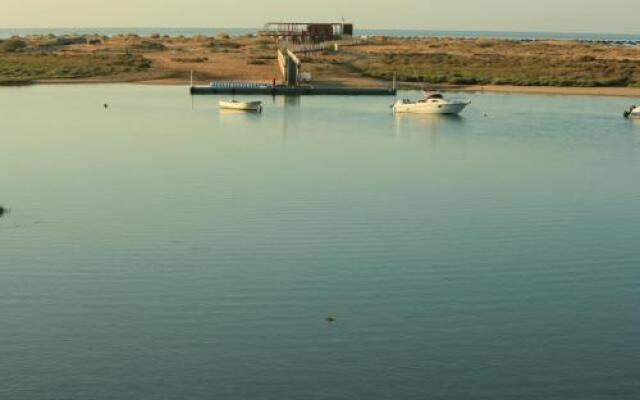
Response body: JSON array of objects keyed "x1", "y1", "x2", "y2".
[{"x1": 1, "y1": 0, "x2": 636, "y2": 34}]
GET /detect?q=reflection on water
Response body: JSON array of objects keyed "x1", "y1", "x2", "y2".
[
  {"x1": 393, "y1": 113, "x2": 464, "y2": 143},
  {"x1": 629, "y1": 117, "x2": 640, "y2": 146},
  {"x1": 1, "y1": 85, "x2": 640, "y2": 400},
  {"x1": 218, "y1": 108, "x2": 263, "y2": 117},
  {"x1": 216, "y1": 104, "x2": 265, "y2": 128},
  {"x1": 282, "y1": 95, "x2": 302, "y2": 108},
  {"x1": 278, "y1": 96, "x2": 303, "y2": 147}
]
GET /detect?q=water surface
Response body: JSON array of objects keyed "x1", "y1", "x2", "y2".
[
  {"x1": 1, "y1": 85, "x2": 639, "y2": 399},
  {"x1": 2, "y1": 27, "x2": 639, "y2": 42}
]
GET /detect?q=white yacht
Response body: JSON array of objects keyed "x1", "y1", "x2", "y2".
[
  {"x1": 218, "y1": 100, "x2": 263, "y2": 112},
  {"x1": 624, "y1": 105, "x2": 640, "y2": 118},
  {"x1": 393, "y1": 92, "x2": 471, "y2": 115}
]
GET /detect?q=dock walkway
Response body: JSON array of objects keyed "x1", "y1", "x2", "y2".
[{"x1": 190, "y1": 85, "x2": 396, "y2": 96}]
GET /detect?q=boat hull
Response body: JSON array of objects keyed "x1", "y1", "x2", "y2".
[
  {"x1": 218, "y1": 101, "x2": 263, "y2": 112},
  {"x1": 393, "y1": 101, "x2": 469, "y2": 115}
]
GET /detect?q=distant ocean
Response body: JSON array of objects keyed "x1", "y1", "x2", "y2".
[{"x1": 1, "y1": 27, "x2": 639, "y2": 42}]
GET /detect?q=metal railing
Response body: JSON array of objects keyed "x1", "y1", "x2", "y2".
[{"x1": 293, "y1": 39, "x2": 364, "y2": 53}]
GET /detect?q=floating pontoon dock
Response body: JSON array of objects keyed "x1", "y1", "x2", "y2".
[{"x1": 190, "y1": 85, "x2": 396, "y2": 96}]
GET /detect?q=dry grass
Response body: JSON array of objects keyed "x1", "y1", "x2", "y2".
[
  {"x1": 0, "y1": 53, "x2": 151, "y2": 81},
  {"x1": 2, "y1": 34, "x2": 640, "y2": 88},
  {"x1": 342, "y1": 38, "x2": 640, "y2": 87}
]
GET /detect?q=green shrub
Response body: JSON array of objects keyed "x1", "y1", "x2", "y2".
[
  {"x1": 133, "y1": 41, "x2": 166, "y2": 51},
  {"x1": 171, "y1": 57, "x2": 209, "y2": 63},
  {"x1": 1, "y1": 39, "x2": 27, "y2": 53},
  {"x1": 55, "y1": 37, "x2": 85, "y2": 46}
]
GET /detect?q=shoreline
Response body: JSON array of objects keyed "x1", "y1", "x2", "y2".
[
  {"x1": 397, "y1": 82, "x2": 640, "y2": 98},
  {"x1": 2, "y1": 35, "x2": 639, "y2": 98},
  {"x1": 3, "y1": 79, "x2": 640, "y2": 98}
]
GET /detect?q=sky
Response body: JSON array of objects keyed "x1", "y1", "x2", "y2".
[{"x1": 1, "y1": 0, "x2": 637, "y2": 34}]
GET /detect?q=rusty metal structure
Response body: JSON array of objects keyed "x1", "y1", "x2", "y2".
[{"x1": 260, "y1": 22, "x2": 353, "y2": 43}]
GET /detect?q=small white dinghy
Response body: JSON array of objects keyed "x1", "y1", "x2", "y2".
[
  {"x1": 623, "y1": 105, "x2": 640, "y2": 118},
  {"x1": 393, "y1": 92, "x2": 470, "y2": 115},
  {"x1": 218, "y1": 100, "x2": 263, "y2": 112}
]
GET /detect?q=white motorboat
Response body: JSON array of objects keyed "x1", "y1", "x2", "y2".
[
  {"x1": 624, "y1": 105, "x2": 640, "y2": 118},
  {"x1": 393, "y1": 92, "x2": 470, "y2": 115},
  {"x1": 218, "y1": 100, "x2": 263, "y2": 112}
]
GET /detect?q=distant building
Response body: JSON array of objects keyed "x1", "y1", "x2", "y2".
[{"x1": 259, "y1": 22, "x2": 353, "y2": 43}]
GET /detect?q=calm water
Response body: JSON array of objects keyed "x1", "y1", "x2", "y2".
[
  {"x1": 1, "y1": 85, "x2": 640, "y2": 400},
  {"x1": 1, "y1": 27, "x2": 639, "y2": 42}
]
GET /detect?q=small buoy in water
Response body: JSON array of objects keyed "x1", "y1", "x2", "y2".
[
  {"x1": 0, "y1": 206, "x2": 7, "y2": 217},
  {"x1": 326, "y1": 316, "x2": 336, "y2": 324},
  {"x1": 103, "y1": 103, "x2": 109, "y2": 109},
  {"x1": 483, "y1": 113, "x2": 488, "y2": 117}
]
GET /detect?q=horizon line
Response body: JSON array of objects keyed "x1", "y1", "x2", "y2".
[{"x1": 1, "y1": 26, "x2": 638, "y2": 36}]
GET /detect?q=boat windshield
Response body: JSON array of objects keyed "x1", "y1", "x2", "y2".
[{"x1": 424, "y1": 93, "x2": 444, "y2": 100}]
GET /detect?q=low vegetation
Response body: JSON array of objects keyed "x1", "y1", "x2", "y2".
[
  {"x1": 0, "y1": 53, "x2": 151, "y2": 81},
  {"x1": 345, "y1": 38, "x2": 640, "y2": 87},
  {"x1": 1, "y1": 38, "x2": 27, "y2": 53},
  {"x1": 1, "y1": 34, "x2": 639, "y2": 87},
  {"x1": 171, "y1": 57, "x2": 209, "y2": 63}
]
